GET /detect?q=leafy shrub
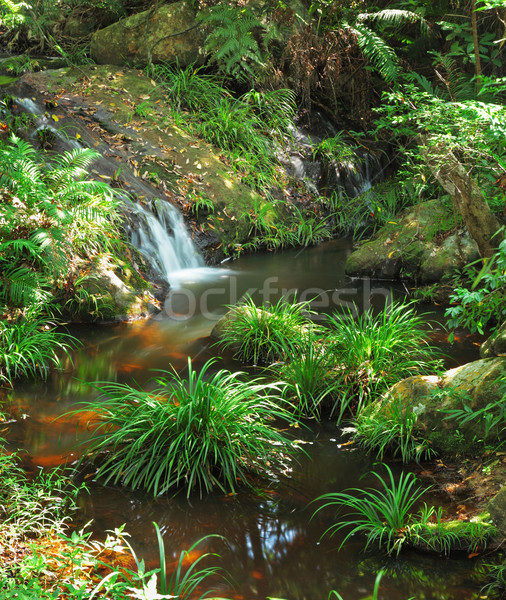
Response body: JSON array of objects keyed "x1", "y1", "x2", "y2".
[
  {"x1": 446, "y1": 238, "x2": 506, "y2": 337},
  {"x1": 216, "y1": 295, "x2": 314, "y2": 365},
  {"x1": 72, "y1": 358, "x2": 296, "y2": 497}
]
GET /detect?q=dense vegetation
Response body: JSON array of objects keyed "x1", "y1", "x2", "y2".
[{"x1": 0, "y1": 0, "x2": 505, "y2": 598}]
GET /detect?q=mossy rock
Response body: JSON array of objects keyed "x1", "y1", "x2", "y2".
[
  {"x1": 90, "y1": 0, "x2": 204, "y2": 67},
  {"x1": 368, "y1": 357, "x2": 506, "y2": 453},
  {"x1": 74, "y1": 255, "x2": 156, "y2": 322},
  {"x1": 481, "y1": 321, "x2": 506, "y2": 358},
  {"x1": 9, "y1": 66, "x2": 273, "y2": 251},
  {"x1": 345, "y1": 200, "x2": 480, "y2": 283},
  {"x1": 488, "y1": 487, "x2": 506, "y2": 537}
]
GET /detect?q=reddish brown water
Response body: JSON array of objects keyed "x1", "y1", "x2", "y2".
[{"x1": 3, "y1": 240, "x2": 490, "y2": 600}]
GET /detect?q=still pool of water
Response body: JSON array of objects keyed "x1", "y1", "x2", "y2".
[{"x1": 3, "y1": 240, "x2": 488, "y2": 600}]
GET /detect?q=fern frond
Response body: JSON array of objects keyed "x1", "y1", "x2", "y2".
[
  {"x1": 432, "y1": 52, "x2": 475, "y2": 101},
  {"x1": 357, "y1": 9, "x2": 429, "y2": 37},
  {"x1": 347, "y1": 23, "x2": 399, "y2": 83},
  {"x1": 0, "y1": 265, "x2": 50, "y2": 307},
  {"x1": 404, "y1": 71, "x2": 443, "y2": 97},
  {"x1": 49, "y1": 148, "x2": 100, "y2": 181}
]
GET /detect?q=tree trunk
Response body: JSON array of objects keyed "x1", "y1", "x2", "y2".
[
  {"x1": 420, "y1": 136, "x2": 504, "y2": 259},
  {"x1": 471, "y1": 0, "x2": 482, "y2": 89}
]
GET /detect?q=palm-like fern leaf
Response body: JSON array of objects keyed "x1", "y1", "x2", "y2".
[
  {"x1": 346, "y1": 22, "x2": 399, "y2": 83},
  {"x1": 357, "y1": 9, "x2": 430, "y2": 37}
]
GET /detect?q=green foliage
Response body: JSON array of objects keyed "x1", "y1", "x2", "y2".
[
  {"x1": 270, "y1": 332, "x2": 340, "y2": 418},
  {"x1": 0, "y1": 316, "x2": 74, "y2": 386},
  {"x1": 446, "y1": 239, "x2": 506, "y2": 336},
  {"x1": 354, "y1": 394, "x2": 436, "y2": 463},
  {"x1": 374, "y1": 85, "x2": 506, "y2": 205},
  {"x1": 72, "y1": 358, "x2": 296, "y2": 497},
  {"x1": 323, "y1": 179, "x2": 412, "y2": 240},
  {"x1": 313, "y1": 464, "x2": 427, "y2": 555},
  {"x1": 441, "y1": 380, "x2": 506, "y2": 450},
  {"x1": 153, "y1": 526, "x2": 225, "y2": 600},
  {"x1": 346, "y1": 21, "x2": 399, "y2": 83},
  {"x1": 0, "y1": 0, "x2": 28, "y2": 28},
  {"x1": 147, "y1": 63, "x2": 296, "y2": 197},
  {"x1": 482, "y1": 558, "x2": 506, "y2": 598},
  {"x1": 409, "y1": 506, "x2": 497, "y2": 555},
  {"x1": 197, "y1": 4, "x2": 265, "y2": 82},
  {"x1": 217, "y1": 295, "x2": 314, "y2": 365},
  {"x1": 326, "y1": 299, "x2": 442, "y2": 410}
]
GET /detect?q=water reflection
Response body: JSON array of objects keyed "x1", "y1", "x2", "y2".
[{"x1": 2, "y1": 240, "x2": 487, "y2": 599}]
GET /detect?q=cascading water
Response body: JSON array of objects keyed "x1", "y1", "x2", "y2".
[
  {"x1": 129, "y1": 199, "x2": 205, "y2": 287},
  {"x1": 283, "y1": 112, "x2": 385, "y2": 198},
  {"x1": 10, "y1": 96, "x2": 209, "y2": 290}
]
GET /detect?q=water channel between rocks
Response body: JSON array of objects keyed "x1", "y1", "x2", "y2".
[{"x1": 4, "y1": 239, "x2": 487, "y2": 600}]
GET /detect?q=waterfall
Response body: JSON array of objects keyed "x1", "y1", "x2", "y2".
[
  {"x1": 129, "y1": 199, "x2": 205, "y2": 287},
  {"x1": 283, "y1": 113, "x2": 385, "y2": 198}
]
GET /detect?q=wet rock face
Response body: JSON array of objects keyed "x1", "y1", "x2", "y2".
[
  {"x1": 345, "y1": 200, "x2": 481, "y2": 283},
  {"x1": 90, "y1": 1, "x2": 204, "y2": 68}
]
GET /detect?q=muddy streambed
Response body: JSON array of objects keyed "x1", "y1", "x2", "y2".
[{"x1": 3, "y1": 240, "x2": 488, "y2": 600}]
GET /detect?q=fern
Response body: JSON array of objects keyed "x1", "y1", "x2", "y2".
[
  {"x1": 347, "y1": 22, "x2": 399, "y2": 83},
  {"x1": 431, "y1": 51, "x2": 476, "y2": 102},
  {"x1": 0, "y1": 265, "x2": 50, "y2": 308},
  {"x1": 357, "y1": 9, "x2": 430, "y2": 37},
  {"x1": 198, "y1": 5, "x2": 265, "y2": 81}
]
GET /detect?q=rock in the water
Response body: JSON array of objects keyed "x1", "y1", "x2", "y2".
[
  {"x1": 369, "y1": 357, "x2": 506, "y2": 452},
  {"x1": 345, "y1": 200, "x2": 480, "y2": 282},
  {"x1": 488, "y1": 486, "x2": 506, "y2": 536},
  {"x1": 76, "y1": 255, "x2": 157, "y2": 322},
  {"x1": 481, "y1": 321, "x2": 506, "y2": 358},
  {"x1": 90, "y1": 1, "x2": 204, "y2": 67}
]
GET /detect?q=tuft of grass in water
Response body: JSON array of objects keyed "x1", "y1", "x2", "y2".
[
  {"x1": 0, "y1": 317, "x2": 74, "y2": 386},
  {"x1": 326, "y1": 299, "x2": 443, "y2": 414},
  {"x1": 71, "y1": 357, "x2": 297, "y2": 497},
  {"x1": 313, "y1": 464, "x2": 427, "y2": 556},
  {"x1": 217, "y1": 295, "x2": 314, "y2": 365},
  {"x1": 354, "y1": 393, "x2": 436, "y2": 464},
  {"x1": 271, "y1": 332, "x2": 341, "y2": 418}
]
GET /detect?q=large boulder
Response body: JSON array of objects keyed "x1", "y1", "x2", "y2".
[
  {"x1": 488, "y1": 487, "x2": 506, "y2": 537},
  {"x1": 90, "y1": 1, "x2": 204, "y2": 68},
  {"x1": 367, "y1": 357, "x2": 506, "y2": 452},
  {"x1": 481, "y1": 321, "x2": 506, "y2": 358},
  {"x1": 345, "y1": 200, "x2": 480, "y2": 283}
]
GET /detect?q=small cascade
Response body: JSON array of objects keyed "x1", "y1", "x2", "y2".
[
  {"x1": 283, "y1": 112, "x2": 385, "y2": 198},
  {"x1": 130, "y1": 199, "x2": 205, "y2": 287}
]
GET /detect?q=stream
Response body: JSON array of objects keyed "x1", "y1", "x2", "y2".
[{"x1": 3, "y1": 239, "x2": 488, "y2": 600}]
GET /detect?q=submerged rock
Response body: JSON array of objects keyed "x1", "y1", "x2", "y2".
[
  {"x1": 90, "y1": 1, "x2": 204, "y2": 67},
  {"x1": 345, "y1": 200, "x2": 480, "y2": 283}
]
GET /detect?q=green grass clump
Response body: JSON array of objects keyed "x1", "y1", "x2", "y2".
[
  {"x1": 217, "y1": 295, "x2": 314, "y2": 365},
  {"x1": 327, "y1": 299, "x2": 442, "y2": 409},
  {"x1": 354, "y1": 393, "x2": 435, "y2": 463},
  {"x1": 0, "y1": 317, "x2": 74, "y2": 386},
  {"x1": 73, "y1": 358, "x2": 296, "y2": 497},
  {"x1": 313, "y1": 464, "x2": 427, "y2": 556},
  {"x1": 270, "y1": 333, "x2": 341, "y2": 418}
]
